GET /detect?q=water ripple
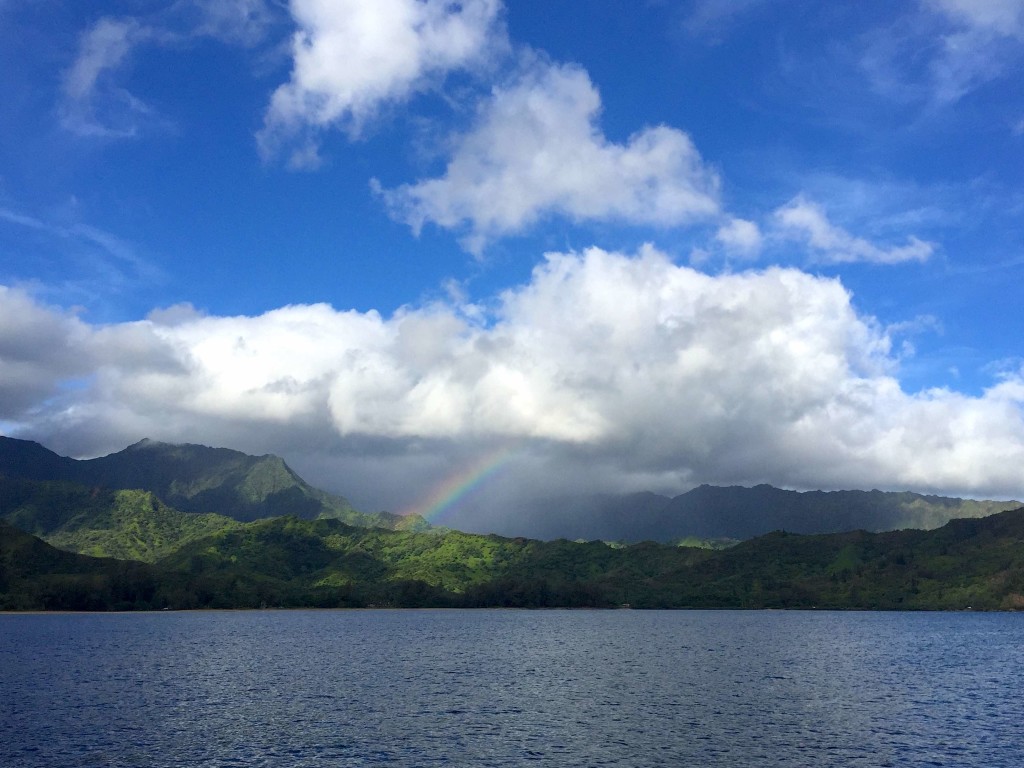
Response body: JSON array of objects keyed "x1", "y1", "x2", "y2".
[{"x1": 1, "y1": 610, "x2": 1022, "y2": 766}]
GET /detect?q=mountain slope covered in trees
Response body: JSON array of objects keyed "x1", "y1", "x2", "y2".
[
  {"x1": 3, "y1": 506, "x2": 1024, "y2": 611},
  {"x1": 0, "y1": 436, "x2": 427, "y2": 530},
  {"x1": 3, "y1": 436, "x2": 1018, "y2": 543}
]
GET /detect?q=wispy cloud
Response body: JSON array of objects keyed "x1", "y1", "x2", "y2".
[
  {"x1": 774, "y1": 196, "x2": 935, "y2": 265},
  {"x1": 0, "y1": 207, "x2": 47, "y2": 230},
  {"x1": 927, "y1": 0, "x2": 1024, "y2": 104},
  {"x1": 928, "y1": 0, "x2": 1024, "y2": 38},
  {"x1": 59, "y1": 17, "x2": 153, "y2": 138},
  {"x1": 859, "y1": 0, "x2": 1024, "y2": 108},
  {"x1": 59, "y1": 1, "x2": 279, "y2": 139},
  {"x1": 679, "y1": 0, "x2": 773, "y2": 42},
  {"x1": 0, "y1": 205, "x2": 163, "y2": 297},
  {"x1": 188, "y1": 0, "x2": 276, "y2": 47}
]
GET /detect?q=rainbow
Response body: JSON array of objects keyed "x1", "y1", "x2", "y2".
[{"x1": 406, "y1": 442, "x2": 522, "y2": 525}]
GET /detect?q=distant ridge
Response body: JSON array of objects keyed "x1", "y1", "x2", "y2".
[
  {"x1": 1, "y1": 435, "x2": 1018, "y2": 543},
  {"x1": 506, "y1": 484, "x2": 1022, "y2": 542},
  {"x1": 0, "y1": 436, "x2": 424, "y2": 530}
]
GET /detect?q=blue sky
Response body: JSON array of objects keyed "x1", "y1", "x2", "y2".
[{"x1": 2, "y1": 1, "x2": 1023, "y2": 530}]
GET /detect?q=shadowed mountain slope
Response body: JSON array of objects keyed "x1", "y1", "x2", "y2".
[
  {"x1": 2, "y1": 436, "x2": 1017, "y2": 542},
  {"x1": 0, "y1": 436, "x2": 425, "y2": 530},
  {"x1": 0, "y1": 477, "x2": 239, "y2": 562},
  {"x1": 514, "y1": 485, "x2": 1021, "y2": 542},
  {"x1": 0, "y1": 521, "x2": 158, "y2": 610}
]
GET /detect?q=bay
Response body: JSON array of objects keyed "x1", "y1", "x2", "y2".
[{"x1": 1, "y1": 610, "x2": 1022, "y2": 767}]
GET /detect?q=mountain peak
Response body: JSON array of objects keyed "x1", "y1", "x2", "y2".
[{"x1": 126, "y1": 438, "x2": 161, "y2": 450}]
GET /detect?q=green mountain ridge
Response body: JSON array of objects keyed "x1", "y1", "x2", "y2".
[
  {"x1": 3, "y1": 505, "x2": 1024, "y2": 612},
  {"x1": 2, "y1": 435, "x2": 1023, "y2": 612},
  {"x1": 0, "y1": 436, "x2": 427, "y2": 531},
  {"x1": 0, "y1": 521, "x2": 159, "y2": 611},
  {"x1": 4, "y1": 436, "x2": 1018, "y2": 545},
  {"x1": 0, "y1": 478, "x2": 240, "y2": 562}
]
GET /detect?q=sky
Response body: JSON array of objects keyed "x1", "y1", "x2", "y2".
[{"x1": 1, "y1": 0, "x2": 1024, "y2": 534}]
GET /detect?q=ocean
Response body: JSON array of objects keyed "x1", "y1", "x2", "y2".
[{"x1": 1, "y1": 609, "x2": 1021, "y2": 766}]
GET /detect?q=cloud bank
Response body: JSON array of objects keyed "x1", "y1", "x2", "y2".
[{"x1": 5, "y1": 248, "x2": 1024, "y2": 518}]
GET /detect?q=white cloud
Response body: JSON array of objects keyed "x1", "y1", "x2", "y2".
[
  {"x1": 928, "y1": 0, "x2": 1024, "y2": 37},
  {"x1": 681, "y1": 0, "x2": 772, "y2": 40},
  {"x1": 59, "y1": 3, "x2": 276, "y2": 138},
  {"x1": 715, "y1": 217, "x2": 762, "y2": 256},
  {"x1": 925, "y1": 0, "x2": 1024, "y2": 102},
  {"x1": 858, "y1": 1, "x2": 1024, "y2": 107},
  {"x1": 62, "y1": 19, "x2": 141, "y2": 103},
  {"x1": 378, "y1": 63, "x2": 721, "y2": 254},
  {"x1": 60, "y1": 18, "x2": 152, "y2": 138},
  {"x1": 259, "y1": 0, "x2": 505, "y2": 163},
  {"x1": 0, "y1": 205, "x2": 163, "y2": 299},
  {"x1": 774, "y1": 196, "x2": 934, "y2": 265},
  {"x1": 190, "y1": 0, "x2": 275, "y2": 46},
  {"x1": 5, "y1": 247, "x2": 1024, "y2": 507}
]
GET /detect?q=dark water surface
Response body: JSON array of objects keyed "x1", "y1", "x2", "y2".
[{"x1": 1, "y1": 610, "x2": 1022, "y2": 766}]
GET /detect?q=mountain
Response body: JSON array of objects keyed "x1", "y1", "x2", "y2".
[
  {"x1": 508, "y1": 485, "x2": 1021, "y2": 542},
  {"x1": 0, "y1": 521, "x2": 158, "y2": 611},
  {"x1": 4, "y1": 506, "x2": 1024, "y2": 611},
  {"x1": 2, "y1": 435, "x2": 1017, "y2": 543},
  {"x1": 0, "y1": 436, "x2": 426, "y2": 530},
  {"x1": 645, "y1": 507, "x2": 1024, "y2": 610},
  {"x1": 0, "y1": 477, "x2": 239, "y2": 562}
]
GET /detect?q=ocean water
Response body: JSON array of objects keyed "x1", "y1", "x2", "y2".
[{"x1": 1, "y1": 609, "x2": 1022, "y2": 767}]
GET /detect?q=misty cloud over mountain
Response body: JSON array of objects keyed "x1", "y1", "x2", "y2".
[{"x1": 4, "y1": 246, "x2": 1024, "y2": 527}]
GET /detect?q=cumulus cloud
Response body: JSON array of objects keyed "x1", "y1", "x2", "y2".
[
  {"x1": 715, "y1": 217, "x2": 762, "y2": 256},
  {"x1": 0, "y1": 287, "x2": 93, "y2": 419},
  {"x1": 378, "y1": 63, "x2": 721, "y2": 253},
  {"x1": 774, "y1": 196, "x2": 935, "y2": 265},
  {"x1": 259, "y1": 0, "x2": 505, "y2": 165},
  {"x1": 5, "y1": 247, "x2": 1024, "y2": 514}
]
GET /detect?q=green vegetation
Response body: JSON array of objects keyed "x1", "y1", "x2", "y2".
[
  {"x1": 672, "y1": 536, "x2": 740, "y2": 550},
  {"x1": 2, "y1": 436, "x2": 1023, "y2": 612},
  {"x1": 0, "y1": 522, "x2": 159, "y2": 611},
  {"x1": 1, "y1": 478, "x2": 239, "y2": 562},
  {"x1": 4, "y1": 504, "x2": 1024, "y2": 611},
  {"x1": 0, "y1": 436, "x2": 419, "y2": 530}
]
